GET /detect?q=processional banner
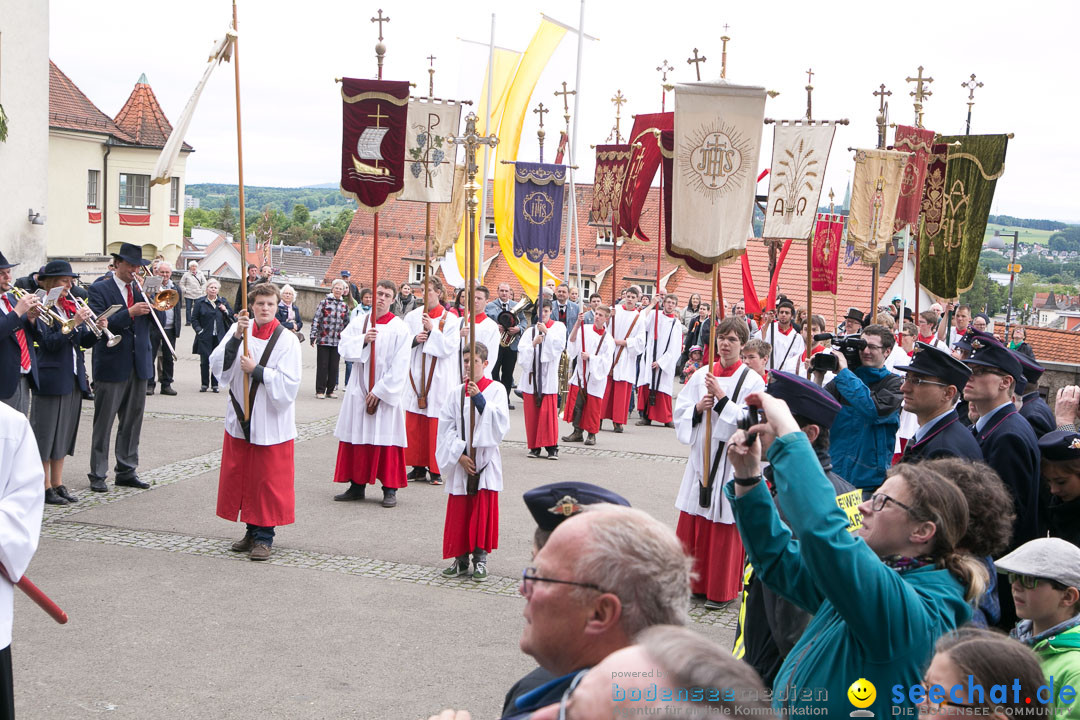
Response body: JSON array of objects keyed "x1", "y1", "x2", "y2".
[
  {"x1": 671, "y1": 82, "x2": 766, "y2": 268},
  {"x1": 400, "y1": 100, "x2": 462, "y2": 203},
  {"x1": 919, "y1": 134, "x2": 1009, "y2": 298},
  {"x1": 339, "y1": 78, "x2": 409, "y2": 212},
  {"x1": 893, "y1": 125, "x2": 936, "y2": 232},
  {"x1": 590, "y1": 144, "x2": 632, "y2": 227},
  {"x1": 848, "y1": 149, "x2": 909, "y2": 264},
  {"x1": 762, "y1": 121, "x2": 838, "y2": 240},
  {"x1": 662, "y1": 130, "x2": 714, "y2": 277},
  {"x1": 811, "y1": 213, "x2": 846, "y2": 294},
  {"x1": 434, "y1": 165, "x2": 467, "y2": 257},
  {"x1": 616, "y1": 112, "x2": 673, "y2": 242},
  {"x1": 513, "y1": 162, "x2": 566, "y2": 262}
]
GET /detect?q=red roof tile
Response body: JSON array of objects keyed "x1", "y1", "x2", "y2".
[
  {"x1": 48, "y1": 61, "x2": 134, "y2": 142},
  {"x1": 1016, "y1": 326, "x2": 1080, "y2": 365},
  {"x1": 114, "y1": 75, "x2": 191, "y2": 150}
]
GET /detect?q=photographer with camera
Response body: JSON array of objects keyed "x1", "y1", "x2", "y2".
[{"x1": 811, "y1": 324, "x2": 902, "y2": 495}]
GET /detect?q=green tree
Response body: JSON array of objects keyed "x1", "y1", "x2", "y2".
[
  {"x1": 960, "y1": 266, "x2": 1007, "y2": 315},
  {"x1": 219, "y1": 200, "x2": 236, "y2": 234},
  {"x1": 333, "y1": 208, "x2": 355, "y2": 233},
  {"x1": 316, "y1": 225, "x2": 345, "y2": 254},
  {"x1": 292, "y1": 204, "x2": 311, "y2": 225}
]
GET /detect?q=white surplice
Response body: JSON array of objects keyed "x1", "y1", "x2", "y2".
[
  {"x1": 403, "y1": 306, "x2": 461, "y2": 418},
  {"x1": 458, "y1": 316, "x2": 501, "y2": 380},
  {"x1": 516, "y1": 321, "x2": 567, "y2": 395},
  {"x1": 567, "y1": 324, "x2": 615, "y2": 398},
  {"x1": 334, "y1": 312, "x2": 412, "y2": 447},
  {"x1": 436, "y1": 380, "x2": 510, "y2": 495},
  {"x1": 608, "y1": 305, "x2": 646, "y2": 384},
  {"x1": 756, "y1": 323, "x2": 806, "y2": 374},
  {"x1": 0, "y1": 404, "x2": 44, "y2": 648},
  {"x1": 636, "y1": 310, "x2": 684, "y2": 396},
  {"x1": 673, "y1": 362, "x2": 765, "y2": 524}
]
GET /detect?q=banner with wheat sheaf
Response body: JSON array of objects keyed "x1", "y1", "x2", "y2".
[{"x1": 762, "y1": 121, "x2": 838, "y2": 240}]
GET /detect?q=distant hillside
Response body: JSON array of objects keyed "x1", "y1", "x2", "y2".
[{"x1": 186, "y1": 183, "x2": 354, "y2": 215}]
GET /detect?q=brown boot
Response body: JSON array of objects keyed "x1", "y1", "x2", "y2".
[
  {"x1": 561, "y1": 428, "x2": 584, "y2": 443},
  {"x1": 250, "y1": 542, "x2": 272, "y2": 561},
  {"x1": 584, "y1": 433, "x2": 597, "y2": 446},
  {"x1": 230, "y1": 533, "x2": 255, "y2": 552}
]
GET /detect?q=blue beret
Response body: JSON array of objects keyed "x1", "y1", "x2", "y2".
[
  {"x1": 523, "y1": 481, "x2": 631, "y2": 532},
  {"x1": 895, "y1": 342, "x2": 972, "y2": 390},
  {"x1": 765, "y1": 370, "x2": 842, "y2": 428},
  {"x1": 1039, "y1": 430, "x2": 1080, "y2": 462}
]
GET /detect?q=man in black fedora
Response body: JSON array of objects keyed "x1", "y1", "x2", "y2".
[
  {"x1": 0, "y1": 252, "x2": 44, "y2": 415},
  {"x1": 86, "y1": 243, "x2": 154, "y2": 492},
  {"x1": 895, "y1": 342, "x2": 983, "y2": 463}
]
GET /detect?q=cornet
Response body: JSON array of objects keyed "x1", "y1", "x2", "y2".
[{"x1": 70, "y1": 296, "x2": 122, "y2": 347}]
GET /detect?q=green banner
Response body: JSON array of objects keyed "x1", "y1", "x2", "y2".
[{"x1": 918, "y1": 134, "x2": 1008, "y2": 299}]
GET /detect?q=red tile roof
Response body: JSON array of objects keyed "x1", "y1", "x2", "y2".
[
  {"x1": 328, "y1": 181, "x2": 904, "y2": 329},
  {"x1": 48, "y1": 61, "x2": 134, "y2": 142},
  {"x1": 113, "y1": 75, "x2": 191, "y2": 150},
  {"x1": 1017, "y1": 326, "x2": 1080, "y2": 365}
]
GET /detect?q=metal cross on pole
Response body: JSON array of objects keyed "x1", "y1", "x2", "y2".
[
  {"x1": 805, "y1": 67, "x2": 814, "y2": 121},
  {"x1": 448, "y1": 113, "x2": 498, "y2": 491},
  {"x1": 371, "y1": 9, "x2": 389, "y2": 78},
  {"x1": 533, "y1": 101, "x2": 549, "y2": 161},
  {"x1": 657, "y1": 60, "x2": 674, "y2": 110},
  {"x1": 610, "y1": 90, "x2": 626, "y2": 144},
  {"x1": 426, "y1": 54, "x2": 436, "y2": 98},
  {"x1": 720, "y1": 24, "x2": 731, "y2": 79},
  {"x1": 906, "y1": 65, "x2": 934, "y2": 129},
  {"x1": 962, "y1": 73, "x2": 983, "y2": 136},
  {"x1": 873, "y1": 83, "x2": 892, "y2": 150},
  {"x1": 687, "y1": 48, "x2": 707, "y2": 81},
  {"x1": 555, "y1": 81, "x2": 576, "y2": 127}
]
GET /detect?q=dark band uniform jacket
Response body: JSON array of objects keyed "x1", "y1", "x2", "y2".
[
  {"x1": 899, "y1": 410, "x2": 983, "y2": 464},
  {"x1": 37, "y1": 308, "x2": 98, "y2": 395},
  {"x1": 1020, "y1": 394, "x2": 1056, "y2": 439},
  {"x1": 87, "y1": 279, "x2": 153, "y2": 381},
  {"x1": 0, "y1": 293, "x2": 42, "y2": 398}
]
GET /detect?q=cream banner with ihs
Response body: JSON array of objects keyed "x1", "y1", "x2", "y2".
[
  {"x1": 672, "y1": 83, "x2": 766, "y2": 266},
  {"x1": 762, "y1": 121, "x2": 837, "y2": 240},
  {"x1": 400, "y1": 100, "x2": 462, "y2": 204}
]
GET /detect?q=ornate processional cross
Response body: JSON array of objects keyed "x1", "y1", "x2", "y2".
[
  {"x1": 657, "y1": 60, "x2": 674, "y2": 93},
  {"x1": 427, "y1": 54, "x2": 436, "y2": 97},
  {"x1": 371, "y1": 9, "x2": 390, "y2": 78},
  {"x1": 555, "y1": 81, "x2": 576, "y2": 126},
  {"x1": 805, "y1": 67, "x2": 814, "y2": 121},
  {"x1": 687, "y1": 48, "x2": 707, "y2": 81},
  {"x1": 962, "y1": 73, "x2": 983, "y2": 135},
  {"x1": 371, "y1": 9, "x2": 390, "y2": 40},
  {"x1": 720, "y1": 24, "x2": 731, "y2": 79},
  {"x1": 906, "y1": 66, "x2": 934, "y2": 129},
  {"x1": 873, "y1": 83, "x2": 892, "y2": 150},
  {"x1": 610, "y1": 90, "x2": 626, "y2": 144},
  {"x1": 534, "y1": 102, "x2": 549, "y2": 160}
]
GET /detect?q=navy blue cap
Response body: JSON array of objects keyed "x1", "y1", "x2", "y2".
[
  {"x1": 955, "y1": 328, "x2": 996, "y2": 353},
  {"x1": 895, "y1": 342, "x2": 972, "y2": 390},
  {"x1": 524, "y1": 482, "x2": 631, "y2": 532},
  {"x1": 1012, "y1": 350, "x2": 1045, "y2": 387},
  {"x1": 965, "y1": 333, "x2": 1024, "y2": 386},
  {"x1": 1039, "y1": 430, "x2": 1080, "y2": 461},
  {"x1": 766, "y1": 370, "x2": 842, "y2": 428}
]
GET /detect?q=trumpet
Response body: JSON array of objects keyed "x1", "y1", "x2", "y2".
[
  {"x1": 70, "y1": 296, "x2": 122, "y2": 347},
  {"x1": 10, "y1": 287, "x2": 67, "y2": 328}
]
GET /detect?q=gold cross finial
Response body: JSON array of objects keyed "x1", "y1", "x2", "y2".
[
  {"x1": 687, "y1": 48, "x2": 707, "y2": 81},
  {"x1": 611, "y1": 90, "x2": 627, "y2": 144},
  {"x1": 805, "y1": 68, "x2": 814, "y2": 120},
  {"x1": 806, "y1": 68, "x2": 814, "y2": 85},
  {"x1": 448, "y1": 113, "x2": 499, "y2": 212},
  {"x1": 873, "y1": 83, "x2": 892, "y2": 149},
  {"x1": 905, "y1": 65, "x2": 934, "y2": 128},
  {"x1": 554, "y1": 81, "x2": 576, "y2": 125},
  {"x1": 371, "y1": 9, "x2": 389, "y2": 41},
  {"x1": 657, "y1": 60, "x2": 673, "y2": 84},
  {"x1": 962, "y1": 73, "x2": 983, "y2": 108},
  {"x1": 533, "y1": 102, "x2": 549, "y2": 129},
  {"x1": 720, "y1": 25, "x2": 731, "y2": 79},
  {"x1": 427, "y1": 54, "x2": 436, "y2": 97}
]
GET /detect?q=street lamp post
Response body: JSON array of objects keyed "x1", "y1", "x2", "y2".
[{"x1": 997, "y1": 229, "x2": 1020, "y2": 337}]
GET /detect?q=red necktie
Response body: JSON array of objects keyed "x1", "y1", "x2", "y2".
[
  {"x1": 3, "y1": 296, "x2": 31, "y2": 371},
  {"x1": 126, "y1": 283, "x2": 134, "y2": 308}
]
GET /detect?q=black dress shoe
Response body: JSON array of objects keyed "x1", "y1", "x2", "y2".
[
  {"x1": 88, "y1": 476, "x2": 109, "y2": 493},
  {"x1": 115, "y1": 476, "x2": 150, "y2": 489},
  {"x1": 44, "y1": 488, "x2": 69, "y2": 506},
  {"x1": 55, "y1": 485, "x2": 79, "y2": 503},
  {"x1": 160, "y1": 385, "x2": 177, "y2": 396},
  {"x1": 146, "y1": 386, "x2": 155, "y2": 396}
]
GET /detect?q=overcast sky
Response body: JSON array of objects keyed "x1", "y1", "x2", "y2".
[{"x1": 50, "y1": 0, "x2": 1079, "y2": 222}]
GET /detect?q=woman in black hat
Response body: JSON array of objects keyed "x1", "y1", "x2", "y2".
[{"x1": 30, "y1": 261, "x2": 100, "y2": 505}]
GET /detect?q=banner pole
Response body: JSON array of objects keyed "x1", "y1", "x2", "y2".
[
  {"x1": 700, "y1": 263, "x2": 719, "y2": 508},
  {"x1": 477, "y1": 13, "x2": 495, "y2": 284},
  {"x1": 805, "y1": 230, "x2": 813, "y2": 378},
  {"x1": 232, "y1": 0, "x2": 250, "y2": 420}
]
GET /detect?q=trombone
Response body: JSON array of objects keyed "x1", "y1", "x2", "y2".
[
  {"x1": 64, "y1": 296, "x2": 122, "y2": 347},
  {"x1": 133, "y1": 267, "x2": 178, "y2": 361}
]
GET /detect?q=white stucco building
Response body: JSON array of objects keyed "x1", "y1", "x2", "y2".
[
  {"x1": 48, "y1": 63, "x2": 190, "y2": 274},
  {"x1": 0, "y1": 1, "x2": 50, "y2": 269}
]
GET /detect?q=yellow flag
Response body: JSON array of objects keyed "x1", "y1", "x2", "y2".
[
  {"x1": 454, "y1": 47, "x2": 521, "y2": 280},
  {"x1": 491, "y1": 18, "x2": 566, "y2": 299}
]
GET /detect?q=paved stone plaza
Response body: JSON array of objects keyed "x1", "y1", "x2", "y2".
[{"x1": 16, "y1": 331, "x2": 738, "y2": 719}]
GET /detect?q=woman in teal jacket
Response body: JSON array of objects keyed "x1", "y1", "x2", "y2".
[{"x1": 725, "y1": 391, "x2": 986, "y2": 718}]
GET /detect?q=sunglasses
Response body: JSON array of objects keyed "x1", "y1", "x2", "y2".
[{"x1": 1007, "y1": 572, "x2": 1065, "y2": 590}]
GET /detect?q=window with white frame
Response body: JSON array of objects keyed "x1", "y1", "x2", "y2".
[
  {"x1": 486, "y1": 220, "x2": 497, "y2": 237},
  {"x1": 578, "y1": 278, "x2": 596, "y2": 299},
  {"x1": 596, "y1": 230, "x2": 623, "y2": 246},
  {"x1": 410, "y1": 261, "x2": 431, "y2": 284},
  {"x1": 87, "y1": 170, "x2": 100, "y2": 208},
  {"x1": 170, "y1": 177, "x2": 180, "y2": 214},
  {"x1": 118, "y1": 173, "x2": 150, "y2": 211},
  {"x1": 635, "y1": 282, "x2": 655, "y2": 298}
]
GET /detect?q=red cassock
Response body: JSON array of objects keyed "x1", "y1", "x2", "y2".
[
  {"x1": 675, "y1": 512, "x2": 745, "y2": 603},
  {"x1": 636, "y1": 386, "x2": 673, "y2": 423},
  {"x1": 333, "y1": 443, "x2": 407, "y2": 488},
  {"x1": 562, "y1": 385, "x2": 604, "y2": 434},
  {"x1": 443, "y1": 490, "x2": 499, "y2": 559},
  {"x1": 601, "y1": 378, "x2": 634, "y2": 425},
  {"x1": 404, "y1": 413, "x2": 440, "y2": 473},
  {"x1": 523, "y1": 393, "x2": 559, "y2": 449},
  {"x1": 217, "y1": 433, "x2": 296, "y2": 527}
]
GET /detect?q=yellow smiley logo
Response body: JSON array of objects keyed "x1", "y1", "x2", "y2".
[{"x1": 847, "y1": 678, "x2": 876, "y2": 709}]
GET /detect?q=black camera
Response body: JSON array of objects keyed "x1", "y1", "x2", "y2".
[
  {"x1": 810, "y1": 333, "x2": 867, "y2": 372},
  {"x1": 737, "y1": 406, "x2": 764, "y2": 446}
]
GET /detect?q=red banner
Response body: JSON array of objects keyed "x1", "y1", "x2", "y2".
[
  {"x1": 919, "y1": 143, "x2": 949, "y2": 245},
  {"x1": 339, "y1": 78, "x2": 409, "y2": 213},
  {"x1": 590, "y1": 144, "x2": 632, "y2": 227},
  {"x1": 893, "y1": 125, "x2": 936, "y2": 232},
  {"x1": 169, "y1": 215, "x2": 180, "y2": 227},
  {"x1": 119, "y1": 213, "x2": 150, "y2": 226},
  {"x1": 811, "y1": 213, "x2": 845, "y2": 293},
  {"x1": 616, "y1": 112, "x2": 672, "y2": 243},
  {"x1": 741, "y1": 254, "x2": 761, "y2": 315},
  {"x1": 87, "y1": 209, "x2": 102, "y2": 224}
]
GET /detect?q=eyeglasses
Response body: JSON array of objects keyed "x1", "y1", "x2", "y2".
[
  {"x1": 1007, "y1": 572, "x2": 1053, "y2": 590},
  {"x1": 557, "y1": 668, "x2": 588, "y2": 720},
  {"x1": 522, "y1": 567, "x2": 608, "y2": 595},
  {"x1": 903, "y1": 376, "x2": 950, "y2": 388},
  {"x1": 919, "y1": 680, "x2": 973, "y2": 710},
  {"x1": 869, "y1": 493, "x2": 916, "y2": 514},
  {"x1": 863, "y1": 343, "x2": 883, "y2": 352}
]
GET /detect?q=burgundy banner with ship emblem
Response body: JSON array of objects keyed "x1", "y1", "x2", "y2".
[
  {"x1": 589, "y1": 144, "x2": 632, "y2": 227},
  {"x1": 616, "y1": 112, "x2": 672, "y2": 243},
  {"x1": 892, "y1": 125, "x2": 936, "y2": 232},
  {"x1": 339, "y1": 78, "x2": 409, "y2": 212},
  {"x1": 811, "y1": 213, "x2": 845, "y2": 293}
]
